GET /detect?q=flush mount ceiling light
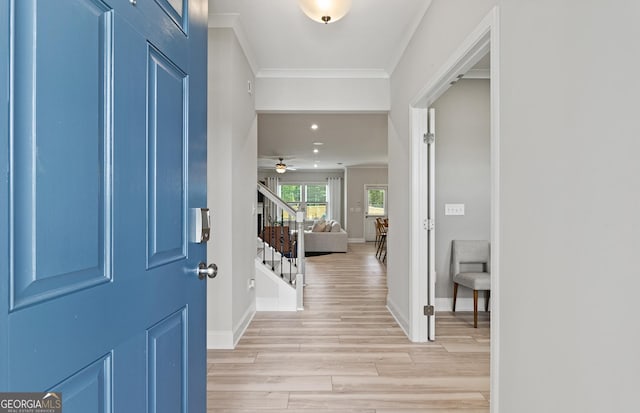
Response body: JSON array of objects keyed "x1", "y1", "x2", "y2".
[
  {"x1": 298, "y1": 0, "x2": 352, "y2": 24},
  {"x1": 275, "y1": 158, "x2": 287, "y2": 174}
]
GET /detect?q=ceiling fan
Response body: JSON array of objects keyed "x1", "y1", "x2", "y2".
[{"x1": 273, "y1": 157, "x2": 297, "y2": 174}]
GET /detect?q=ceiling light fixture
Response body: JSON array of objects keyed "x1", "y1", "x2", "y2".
[
  {"x1": 313, "y1": 148, "x2": 319, "y2": 154},
  {"x1": 298, "y1": 0, "x2": 352, "y2": 24},
  {"x1": 313, "y1": 142, "x2": 324, "y2": 146},
  {"x1": 275, "y1": 158, "x2": 287, "y2": 174},
  {"x1": 311, "y1": 124, "x2": 319, "y2": 130}
]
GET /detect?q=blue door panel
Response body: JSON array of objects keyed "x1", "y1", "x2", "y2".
[
  {"x1": 11, "y1": 0, "x2": 112, "y2": 310},
  {"x1": 1, "y1": 0, "x2": 12, "y2": 390},
  {"x1": 2, "y1": 0, "x2": 207, "y2": 409},
  {"x1": 112, "y1": 333, "x2": 146, "y2": 413},
  {"x1": 154, "y1": 0, "x2": 188, "y2": 34},
  {"x1": 105, "y1": 0, "x2": 189, "y2": 70},
  {"x1": 147, "y1": 45, "x2": 188, "y2": 268},
  {"x1": 50, "y1": 353, "x2": 112, "y2": 413},
  {"x1": 147, "y1": 308, "x2": 187, "y2": 413}
]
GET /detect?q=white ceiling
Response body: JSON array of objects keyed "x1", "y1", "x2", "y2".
[
  {"x1": 209, "y1": 0, "x2": 433, "y2": 76},
  {"x1": 258, "y1": 113, "x2": 387, "y2": 171},
  {"x1": 209, "y1": 1, "x2": 433, "y2": 172}
]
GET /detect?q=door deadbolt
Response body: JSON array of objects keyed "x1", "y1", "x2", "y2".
[{"x1": 198, "y1": 262, "x2": 218, "y2": 280}]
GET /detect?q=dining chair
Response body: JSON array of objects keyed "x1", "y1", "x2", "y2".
[
  {"x1": 450, "y1": 240, "x2": 490, "y2": 328},
  {"x1": 375, "y1": 219, "x2": 387, "y2": 260}
]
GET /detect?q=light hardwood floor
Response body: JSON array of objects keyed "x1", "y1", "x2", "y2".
[{"x1": 208, "y1": 243, "x2": 490, "y2": 412}]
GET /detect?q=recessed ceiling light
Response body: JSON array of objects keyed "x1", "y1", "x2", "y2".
[
  {"x1": 314, "y1": 163, "x2": 318, "y2": 168},
  {"x1": 313, "y1": 148, "x2": 319, "y2": 154},
  {"x1": 311, "y1": 124, "x2": 319, "y2": 130},
  {"x1": 313, "y1": 142, "x2": 323, "y2": 146}
]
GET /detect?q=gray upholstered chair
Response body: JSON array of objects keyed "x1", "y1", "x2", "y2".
[{"x1": 450, "y1": 240, "x2": 491, "y2": 328}]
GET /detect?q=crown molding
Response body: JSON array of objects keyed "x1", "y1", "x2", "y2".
[
  {"x1": 386, "y1": 0, "x2": 433, "y2": 75},
  {"x1": 208, "y1": 13, "x2": 259, "y2": 75},
  {"x1": 344, "y1": 163, "x2": 389, "y2": 169},
  {"x1": 256, "y1": 68, "x2": 390, "y2": 79}
]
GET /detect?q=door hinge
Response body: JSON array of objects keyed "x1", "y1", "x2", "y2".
[
  {"x1": 423, "y1": 305, "x2": 435, "y2": 316},
  {"x1": 423, "y1": 219, "x2": 434, "y2": 231},
  {"x1": 423, "y1": 132, "x2": 435, "y2": 144}
]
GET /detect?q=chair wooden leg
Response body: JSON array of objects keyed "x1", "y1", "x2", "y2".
[
  {"x1": 452, "y1": 283, "x2": 458, "y2": 312},
  {"x1": 473, "y1": 290, "x2": 478, "y2": 328},
  {"x1": 485, "y1": 290, "x2": 490, "y2": 312},
  {"x1": 377, "y1": 235, "x2": 386, "y2": 260}
]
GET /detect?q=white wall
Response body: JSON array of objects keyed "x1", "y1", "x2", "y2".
[
  {"x1": 386, "y1": 119, "x2": 409, "y2": 329},
  {"x1": 207, "y1": 28, "x2": 257, "y2": 349},
  {"x1": 497, "y1": 1, "x2": 640, "y2": 411},
  {"x1": 344, "y1": 167, "x2": 388, "y2": 240},
  {"x1": 392, "y1": 0, "x2": 640, "y2": 411},
  {"x1": 256, "y1": 77, "x2": 390, "y2": 112},
  {"x1": 388, "y1": 0, "x2": 496, "y2": 339},
  {"x1": 432, "y1": 79, "x2": 490, "y2": 298}
]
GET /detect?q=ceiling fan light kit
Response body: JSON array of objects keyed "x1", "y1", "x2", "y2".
[
  {"x1": 298, "y1": 0, "x2": 352, "y2": 24},
  {"x1": 275, "y1": 158, "x2": 287, "y2": 174}
]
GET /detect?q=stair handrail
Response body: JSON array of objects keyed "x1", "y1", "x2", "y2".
[
  {"x1": 257, "y1": 182, "x2": 305, "y2": 310},
  {"x1": 257, "y1": 182, "x2": 297, "y2": 217}
]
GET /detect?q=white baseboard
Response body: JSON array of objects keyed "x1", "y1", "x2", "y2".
[
  {"x1": 207, "y1": 304, "x2": 256, "y2": 350},
  {"x1": 348, "y1": 238, "x2": 365, "y2": 243},
  {"x1": 207, "y1": 330, "x2": 234, "y2": 350},
  {"x1": 233, "y1": 304, "x2": 256, "y2": 347},
  {"x1": 386, "y1": 297, "x2": 410, "y2": 338},
  {"x1": 435, "y1": 297, "x2": 491, "y2": 312}
]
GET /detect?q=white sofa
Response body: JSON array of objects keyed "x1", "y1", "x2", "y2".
[{"x1": 303, "y1": 229, "x2": 348, "y2": 253}]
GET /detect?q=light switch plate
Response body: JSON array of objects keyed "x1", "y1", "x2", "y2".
[{"x1": 445, "y1": 203, "x2": 465, "y2": 216}]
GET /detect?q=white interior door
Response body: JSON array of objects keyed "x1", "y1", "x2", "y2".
[{"x1": 427, "y1": 108, "x2": 437, "y2": 340}]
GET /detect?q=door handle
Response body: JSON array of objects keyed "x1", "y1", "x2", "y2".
[{"x1": 197, "y1": 262, "x2": 218, "y2": 280}]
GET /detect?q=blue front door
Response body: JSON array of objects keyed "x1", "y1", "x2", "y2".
[{"x1": 0, "y1": 0, "x2": 208, "y2": 411}]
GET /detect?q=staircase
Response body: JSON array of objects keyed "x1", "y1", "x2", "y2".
[{"x1": 255, "y1": 182, "x2": 305, "y2": 311}]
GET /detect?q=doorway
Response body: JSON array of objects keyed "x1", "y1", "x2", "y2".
[
  {"x1": 408, "y1": 6, "x2": 500, "y2": 411},
  {"x1": 364, "y1": 185, "x2": 388, "y2": 242},
  {"x1": 431, "y1": 74, "x2": 491, "y2": 315}
]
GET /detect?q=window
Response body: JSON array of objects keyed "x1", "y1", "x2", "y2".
[
  {"x1": 279, "y1": 184, "x2": 302, "y2": 221},
  {"x1": 279, "y1": 183, "x2": 327, "y2": 221},
  {"x1": 280, "y1": 184, "x2": 302, "y2": 211},
  {"x1": 366, "y1": 187, "x2": 386, "y2": 216},
  {"x1": 305, "y1": 184, "x2": 327, "y2": 220}
]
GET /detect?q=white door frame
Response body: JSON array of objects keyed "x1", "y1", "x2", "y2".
[{"x1": 408, "y1": 6, "x2": 500, "y2": 412}]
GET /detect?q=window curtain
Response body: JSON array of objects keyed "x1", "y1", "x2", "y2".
[
  {"x1": 327, "y1": 177, "x2": 342, "y2": 225},
  {"x1": 265, "y1": 176, "x2": 279, "y2": 224}
]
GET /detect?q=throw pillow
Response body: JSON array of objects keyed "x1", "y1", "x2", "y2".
[
  {"x1": 331, "y1": 221, "x2": 341, "y2": 232},
  {"x1": 324, "y1": 220, "x2": 333, "y2": 232},
  {"x1": 312, "y1": 221, "x2": 326, "y2": 232}
]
